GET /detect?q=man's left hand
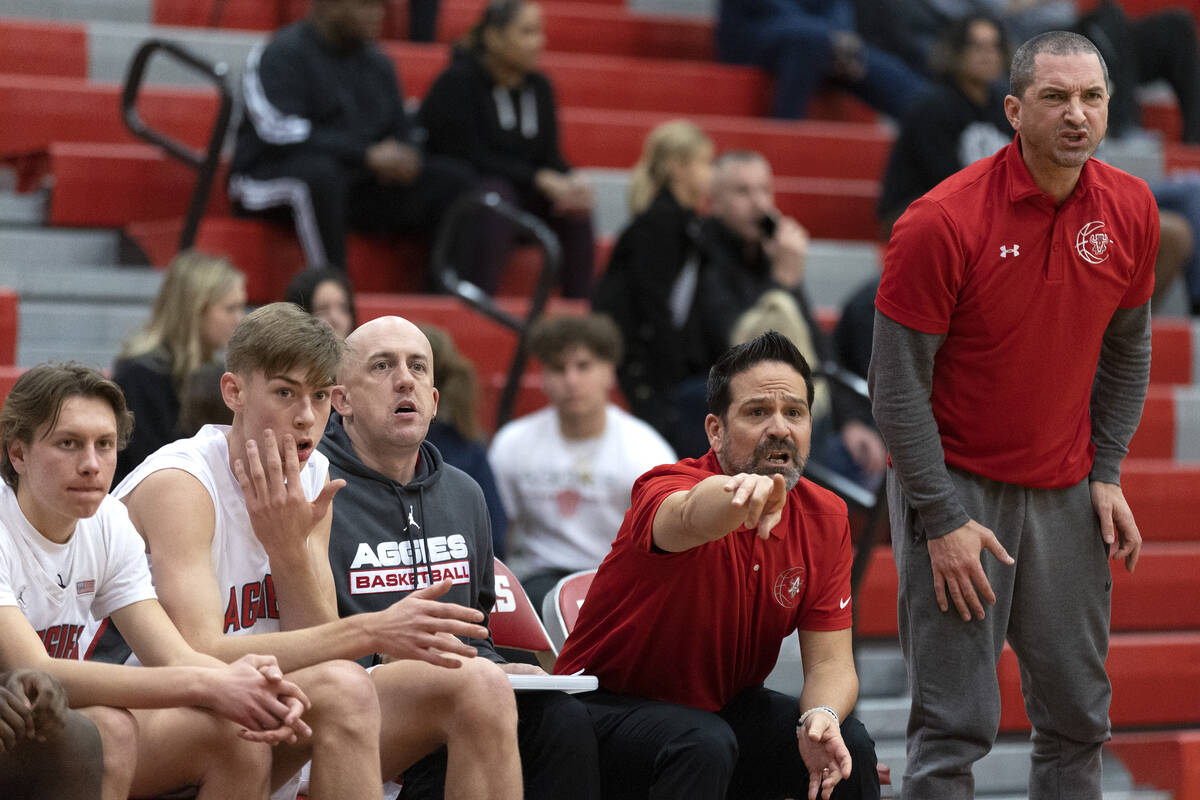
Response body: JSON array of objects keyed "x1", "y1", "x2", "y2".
[
  {"x1": 234, "y1": 430, "x2": 344, "y2": 561},
  {"x1": 1091, "y1": 481, "x2": 1141, "y2": 572},
  {"x1": 840, "y1": 421, "x2": 887, "y2": 477},
  {"x1": 797, "y1": 711, "x2": 852, "y2": 800}
]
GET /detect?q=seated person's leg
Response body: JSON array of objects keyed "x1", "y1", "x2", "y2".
[
  {"x1": 122, "y1": 707, "x2": 271, "y2": 800},
  {"x1": 401, "y1": 691, "x2": 599, "y2": 800},
  {"x1": 0, "y1": 709, "x2": 104, "y2": 800},
  {"x1": 347, "y1": 155, "x2": 475, "y2": 238},
  {"x1": 719, "y1": 686, "x2": 879, "y2": 800},
  {"x1": 546, "y1": 210, "x2": 595, "y2": 300},
  {"x1": 265, "y1": 661, "x2": 383, "y2": 800},
  {"x1": 372, "y1": 656, "x2": 521, "y2": 800},
  {"x1": 230, "y1": 154, "x2": 350, "y2": 269},
  {"x1": 583, "y1": 689, "x2": 737, "y2": 800},
  {"x1": 850, "y1": 45, "x2": 930, "y2": 121},
  {"x1": 77, "y1": 706, "x2": 138, "y2": 800}
]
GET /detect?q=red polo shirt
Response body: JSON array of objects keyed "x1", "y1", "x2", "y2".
[
  {"x1": 553, "y1": 451, "x2": 852, "y2": 711},
  {"x1": 876, "y1": 137, "x2": 1157, "y2": 489}
]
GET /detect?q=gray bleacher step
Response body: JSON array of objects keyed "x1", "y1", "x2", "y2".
[
  {"x1": 0, "y1": 262, "x2": 162, "y2": 303},
  {"x1": 0, "y1": 0, "x2": 150, "y2": 23},
  {"x1": 877, "y1": 740, "x2": 1144, "y2": 797},
  {"x1": 86, "y1": 20, "x2": 264, "y2": 89},
  {"x1": 19, "y1": 299, "x2": 151, "y2": 369},
  {"x1": 0, "y1": 189, "x2": 47, "y2": 227},
  {"x1": 630, "y1": 0, "x2": 715, "y2": 17},
  {"x1": 985, "y1": 793, "x2": 1170, "y2": 800},
  {"x1": 0, "y1": 227, "x2": 123, "y2": 268},
  {"x1": 856, "y1": 641, "x2": 906, "y2": 697},
  {"x1": 1174, "y1": 385, "x2": 1200, "y2": 461},
  {"x1": 578, "y1": 168, "x2": 632, "y2": 241},
  {"x1": 855, "y1": 696, "x2": 910, "y2": 740}
]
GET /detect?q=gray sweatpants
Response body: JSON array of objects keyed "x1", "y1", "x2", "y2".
[{"x1": 889, "y1": 467, "x2": 1112, "y2": 800}]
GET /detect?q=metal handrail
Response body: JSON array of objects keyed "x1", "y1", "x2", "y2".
[
  {"x1": 121, "y1": 39, "x2": 233, "y2": 252},
  {"x1": 429, "y1": 190, "x2": 563, "y2": 430}
]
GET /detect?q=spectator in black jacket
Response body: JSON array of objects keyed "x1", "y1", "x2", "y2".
[
  {"x1": 877, "y1": 14, "x2": 1013, "y2": 231},
  {"x1": 229, "y1": 0, "x2": 475, "y2": 271},
  {"x1": 593, "y1": 120, "x2": 720, "y2": 457},
  {"x1": 419, "y1": 0, "x2": 595, "y2": 299}
]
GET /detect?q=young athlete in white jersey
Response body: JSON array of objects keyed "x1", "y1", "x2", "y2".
[
  {"x1": 0, "y1": 363, "x2": 312, "y2": 800},
  {"x1": 118, "y1": 303, "x2": 523, "y2": 800}
]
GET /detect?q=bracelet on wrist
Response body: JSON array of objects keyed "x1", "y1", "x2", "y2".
[{"x1": 796, "y1": 705, "x2": 840, "y2": 735}]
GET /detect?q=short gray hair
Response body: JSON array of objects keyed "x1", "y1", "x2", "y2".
[{"x1": 1009, "y1": 30, "x2": 1110, "y2": 99}]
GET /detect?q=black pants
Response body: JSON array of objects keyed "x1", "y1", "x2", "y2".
[
  {"x1": 469, "y1": 177, "x2": 595, "y2": 299},
  {"x1": 399, "y1": 689, "x2": 601, "y2": 800},
  {"x1": 407, "y1": 0, "x2": 439, "y2": 42},
  {"x1": 581, "y1": 687, "x2": 880, "y2": 800},
  {"x1": 231, "y1": 152, "x2": 475, "y2": 270},
  {"x1": 1078, "y1": 2, "x2": 1200, "y2": 142}
]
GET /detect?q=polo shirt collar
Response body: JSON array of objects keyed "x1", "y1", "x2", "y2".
[{"x1": 1006, "y1": 134, "x2": 1099, "y2": 205}]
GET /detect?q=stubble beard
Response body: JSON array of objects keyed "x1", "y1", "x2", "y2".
[{"x1": 721, "y1": 435, "x2": 805, "y2": 491}]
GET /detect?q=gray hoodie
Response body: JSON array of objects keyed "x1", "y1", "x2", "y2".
[{"x1": 320, "y1": 414, "x2": 501, "y2": 662}]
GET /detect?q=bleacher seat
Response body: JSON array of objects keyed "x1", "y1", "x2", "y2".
[{"x1": 489, "y1": 558, "x2": 557, "y2": 672}]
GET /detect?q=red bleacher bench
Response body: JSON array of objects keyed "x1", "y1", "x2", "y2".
[{"x1": 1108, "y1": 730, "x2": 1200, "y2": 800}]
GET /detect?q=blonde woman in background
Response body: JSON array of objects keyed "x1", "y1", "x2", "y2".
[
  {"x1": 113, "y1": 251, "x2": 245, "y2": 482},
  {"x1": 593, "y1": 119, "x2": 720, "y2": 457},
  {"x1": 420, "y1": 324, "x2": 509, "y2": 558}
]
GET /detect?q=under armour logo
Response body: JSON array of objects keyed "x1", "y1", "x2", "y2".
[
  {"x1": 1000, "y1": 244, "x2": 1020, "y2": 258},
  {"x1": 406, "y1": 505, "x2": 420, "y2": 530}
]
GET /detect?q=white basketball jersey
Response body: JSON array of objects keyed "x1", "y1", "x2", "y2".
[
  {"x1": 114, "y1": 425, "x2": 328, "y2": 637},
  {"x1": 0, "y1": 485, "x2": 156, "y2": 659}
]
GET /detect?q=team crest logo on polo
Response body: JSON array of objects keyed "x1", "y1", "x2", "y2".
[
  {"x1": 772, "y1": 565, "x2": 806, "y2": 608},
  {"x1": 1076, "y1": 221, "x2": 1112, "y2": 264}
]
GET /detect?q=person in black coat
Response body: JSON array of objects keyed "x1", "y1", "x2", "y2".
[
  {"x1": 592, "y1": 121, "x2": 719, "y2": 457},
  {"x1": 229, "y1": 0, "x2": 475, "y2": 271},
  {"x1": 876, "y1": 14, "x2": 1013, "y2": 230},
  {"x1": 419, "y1": 1, "x2": 595, "y2": 298}
]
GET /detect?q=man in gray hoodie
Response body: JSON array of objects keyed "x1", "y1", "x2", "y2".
[{"x1": 321, "y1": 315, "x2": 600, "y2": 800}]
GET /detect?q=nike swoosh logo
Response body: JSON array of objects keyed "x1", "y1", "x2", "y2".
[{"x1": 839, "y1": 596, "x2": 851, "y2": 609}]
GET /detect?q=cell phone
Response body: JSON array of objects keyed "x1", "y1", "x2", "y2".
[{"x1": 758, "y1": 214, "x2": 778, "y2": 239}]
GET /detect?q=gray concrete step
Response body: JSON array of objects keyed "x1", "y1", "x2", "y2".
[
  {"x1": 86, "y1": 20, "x2": 262, "y2": 89},
  {"x1": 18, "y1": 298, "x2": 150, "y2": 369},
  {"x1": 0, "y1": 226, "x2": 123, "y2": 268},
  {"x1": 0, "y1": 0, "x2": 150, "y2": 23},
  {"x1": 876, "y1": 739, "x2": 1148, "y2": 797},
  {"x1": 856, "y1": 641, "x2": 907, "y2": 697}
]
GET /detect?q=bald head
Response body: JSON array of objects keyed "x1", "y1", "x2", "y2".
[
  {"x1": 341, "y1": 316, "x2": 433, "y2": 384},
  {"x1": 334, "y1": 316, "x2": 439, "y2": 479}
]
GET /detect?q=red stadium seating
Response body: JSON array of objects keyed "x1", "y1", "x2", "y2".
[
  {"x1": 0, "y1": 366, "x2": 25, "y2": 404},
  {"x1": 1123, "y1": 461, "x2": 1200, "y2": 542},
  {"x1": 154, "y1": 0, "x2": 717, "y2": 61},
  {"x1": 1109, "y1": 730, "x2": 1200, "y2": 800},
  {"x1": 1128, "y1": 386, "x2": 1176, "y2": 459},
  {"x1": 0, "y1": 19, "x2": 88, "y2": 79}
]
